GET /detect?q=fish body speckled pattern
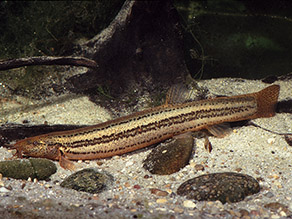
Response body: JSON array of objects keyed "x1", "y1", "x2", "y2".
[{"x1": 12, "y1": 85, "x2": 280, "y2": 169}]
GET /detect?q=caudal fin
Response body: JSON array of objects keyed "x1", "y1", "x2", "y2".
[{"x1": 252, "y1": 85, "x2": 280, "y2": 118}]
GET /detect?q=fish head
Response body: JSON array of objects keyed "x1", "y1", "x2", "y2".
[{"x1": 12, "y1": 136, "x2": 60, "y2": 160}]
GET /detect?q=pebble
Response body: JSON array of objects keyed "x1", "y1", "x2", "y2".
[
  {"x1": 0, "y1": 187, "x2": 10, "y2": 193},
  {"x1": 6, "y1": 185, "x2": 12, "y2": 190},
  {"x1": 267, "y1": 138, "x2": 276, "y2": 144},
  {"x1": 165, "y1": 189, "x2": 172, "y2": 194},
  {"x1": 264, "y1": 191, "x2": 274, "y2": 198},
  {"x1": 189, "y1": 161, "x2": 196, "y2": 168},
  {"x1": 156, "y1": 198, "x2": 167, "y2": 204},
  {"x1": 264, "y1": 202, "x2": 290, "y2": 215},
  {"x1": 143, "y1": 133, "x2": 194, "y2": 175},
  {"x1": 133, "y1": 184, "x2": 141, "y2": 189},
  {"x1": 143, "y1": 175, "x2": 152, "y2": 179},
  {"x1": 0, "y1": 158, "x2": 57, "y2": 180},
  {"x1": 268, "y1": 174, "x2": 280, "y2": 179},
  {"x1": 155, "y1": 207, "x2": 167, "y2": 212},
  {"x1": 174, "y1": 207, "x2": 184, "y2": 213},
  {"x1": 183, "y1": 200, "x2": 196, "y2": 208},
  {"x1": 229, "y1": 210, "x2": 241, "y2": 217},
  {"x1": 0, "y1": 173, "x2": 4, "y2": 187},
  {"x1": 280, "y1": 211, "x2": 287, "y2": 217},
  {"x1": 60, "y1": 168, "x2": 114, "y2": 194},
  {"x1": 250, "y1": 210, "x2": 260, "y2": 217},
  {"x1": 177, "y1": 172, "x2": 260, "y2": 204},
  {"x1": 125, "y1": 161, "x2": 133, "y2": 167},
  {"x1": 44, "y1": 183, "x2": 52, "y2": 189},
  {"x1": 150, "y1": 188, "x2": 168, "y2": 197},
  {"x1": 206, "y1": 201, "x2": 224, "y2": 214},
  {"x1": 194, "y1": 164, "x2": 204, "y2": 171},
  {"x1": 124, "y1": 182, "x2": 131, "y2": 187},
  {"x1": 235, "y1": 168, "x2": 242, "y2": 172},
  {"x1": 96, "y1": 161, "x2": 103, "y2": 166},
  {"x1": 239, "y1": 209, "x2": 249, "y2": 217}
]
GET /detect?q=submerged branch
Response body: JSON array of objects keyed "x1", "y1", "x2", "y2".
[{"x1": 0, "y1": 56, "x2": 98, "y2": 71}]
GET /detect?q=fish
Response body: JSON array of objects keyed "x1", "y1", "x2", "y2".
[{"x1": 11, "y1": 85, "x2": 280, "y2": 169}]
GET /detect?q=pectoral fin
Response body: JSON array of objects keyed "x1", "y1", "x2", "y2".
[{"x1": 58, "y1": 150, "x2": 75, "y2": 170}]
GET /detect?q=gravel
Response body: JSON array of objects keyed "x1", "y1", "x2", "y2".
[{"x1": 0, "y1": 78, "x2": 291, "y2": 218}]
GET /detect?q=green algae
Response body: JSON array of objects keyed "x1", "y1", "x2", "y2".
[{"x1": 0, "y1": 158, "x2": 57, "y2": 180}]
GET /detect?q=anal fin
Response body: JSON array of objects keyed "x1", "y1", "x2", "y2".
[{"x1": 207, "y1": 123, "x2": 232, "y2": 138}]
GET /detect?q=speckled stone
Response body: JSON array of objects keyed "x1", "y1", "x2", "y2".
[
  {"x1": 0, "y1": 158, "x2": 57, "y2": 180},
  {"x1": 285, "y1": 134, "x2": 292, "y2": 146},
  {"x1": 143, "y1": 133, "x2": 194, "y2": 175},
  {"x1": 60, "y1": 168, "x2": 114, "y2": 194},
  {"x1": 177, "y1": 172, "x2": 260, "y2": 204}
]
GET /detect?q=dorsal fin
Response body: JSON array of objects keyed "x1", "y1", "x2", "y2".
[
  {"x1": 165, "y1": 83, "x2": 202, "y2": 105},
  {"x1": 165, "y1": 84, "x2": 188, "y2": 105}
]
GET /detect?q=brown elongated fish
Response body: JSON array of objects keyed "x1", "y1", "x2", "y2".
[{"x1": 11, "y1": 85, "x2": 280, "y2": 169}]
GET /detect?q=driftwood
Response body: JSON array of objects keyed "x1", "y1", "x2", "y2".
[
  {"x1": 0, "y1": 124, "x2": 87, "y2": 146},
  {"x1": 68, "y1": 0, "x2": 190, "y2": 98},
  {"x1": 0, "y1": 0, "x2": 191, "y2": 104},
  {"x1": 0, "y1": 56, "x2": 98, "y2": 71},
  {"x1": 0, "y1": 0, "x2": 194, "y2": 143}
]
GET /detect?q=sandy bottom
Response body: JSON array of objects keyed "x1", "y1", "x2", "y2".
[{"x1": 0, "y1": 78, "x2": 291, "y2": 218}]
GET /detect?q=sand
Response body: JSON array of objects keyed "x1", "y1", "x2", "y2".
[{"x1": 0, "y1": 78, "x2": 291, "y2": 218}]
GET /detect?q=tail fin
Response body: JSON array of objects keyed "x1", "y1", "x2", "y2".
[{"x1": 252, "y1": 85, "x2": 280, "y2": 118}]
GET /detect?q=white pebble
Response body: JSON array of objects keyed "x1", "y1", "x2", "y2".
[
  {"x1": 156, "y1": 207, "x2": 167, "y2": 212},
  {"x1": 267, "y1": 138, "x2": 275, "y2": 144},
  {"x1": 280, "y1": 211, "x2": 287, "y2": 217},
  {"x1": 183, "y1": 200, "x2": 196, "y2": 208},
  {"x1": 0, "y1": 187, "x2": 10, "y2": 193},
  {"x1": 126, "y1": 161, "x2": 133, "y2": 167}
]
